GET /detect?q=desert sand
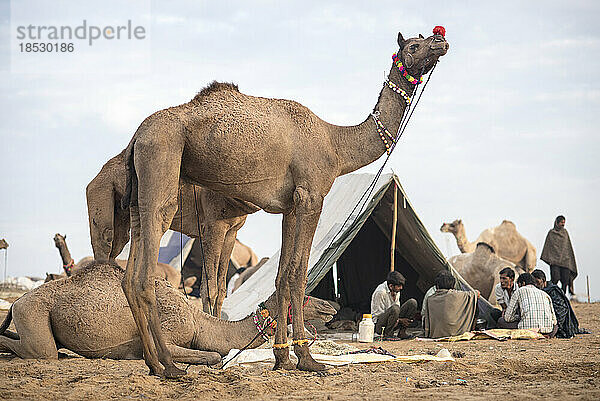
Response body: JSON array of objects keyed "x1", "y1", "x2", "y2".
[{"x1": 1, "y1": 299, "x2": 598, "y2": 400}]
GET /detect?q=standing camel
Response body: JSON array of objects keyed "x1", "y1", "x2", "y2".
[
  {"x1": 121, "y1": 29, "x2": 449, "y2": 377},
  {"x1": 440, "y1": 219, "x2": 537, "y2": 272},
  {"x1": 86, "y1": 148, "x2": 258, "y2": 317}
]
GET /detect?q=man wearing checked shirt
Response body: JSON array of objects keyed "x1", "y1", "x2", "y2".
[{"x1": 503, "y1": 273, "x2": 558, "y2": 337}]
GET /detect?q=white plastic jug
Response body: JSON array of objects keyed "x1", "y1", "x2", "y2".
[{"x1": 358, "y1": 314, "x2": 375, "y2": 342}]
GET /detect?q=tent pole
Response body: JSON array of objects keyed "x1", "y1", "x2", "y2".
[{"x1": 390, "y1": 182, "x2": 398, "y2": 272}]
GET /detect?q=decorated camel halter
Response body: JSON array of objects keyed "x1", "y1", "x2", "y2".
[
  {"x1": 375, "y1": 26, "x2": 445, "y2": 154},
  {"x1": 253, "y1": 302, "x2": 277, "y2": 341},
  {"x1": 63, "y1": 259, "x2": 75, "y2": 276}
]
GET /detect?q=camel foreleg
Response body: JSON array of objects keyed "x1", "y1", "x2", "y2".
[
  {"x1": 273, "y1": 210, "x2": 295, "y2": 370},
  {"x1": 166, "y1": 344, "x2": 222, "y2": 365},
  {"x1": 289, "y1": 187, "x2": 325, "y2": 372}
]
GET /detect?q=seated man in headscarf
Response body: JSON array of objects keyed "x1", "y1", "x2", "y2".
[
  {"x1": 370, "y1": 271, "x2": 417, "y2": 339},
  {"x1": 531, "y1": 269, "x2": 585, "y2": 338},
  {"x1": 422, "y1": 271, "x2": 479, "y2": 338},
  {"x1": 541, "y1": 215, "x2": 578, "y2": 298},
  {"x1": 503, "y1": 273, "x2": 558, "y2": 337}
]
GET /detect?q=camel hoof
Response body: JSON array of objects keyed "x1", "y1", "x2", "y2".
[
  {"x1": 297, "y1": 358, "x2": 326, "y2": 372},
  {"x1": 294, "y1": 343, "x2": 326, "y2": 372},
  {"x1": 164, "y1": 364, "x2": 186, "y2": 379},
  {"x1": 272, "y1": 347, "x2": 295, "y2": 370},
  {"x1": 148, "y1": 366, "x2": 164, "y2": 377},
  {"x1": 273, "y1": 360, "x2": 296, "y2": 371}
]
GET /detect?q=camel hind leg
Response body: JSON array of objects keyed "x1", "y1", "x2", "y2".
[
  {"x1": 288, "y1": 187, "x2": 325, "y2": 371},
  {"x1": 214, "y1": 217, "x2": 246, "y2": 318},
  {"x1": 524, "y1": 243, "x2": 537, "y2": 273},
  {"x1": 124, "y1": 134, "x2": 186, "y2": 378},
  {"x1": 0, "y1": 301, "x2": 57, "y2": 359}
]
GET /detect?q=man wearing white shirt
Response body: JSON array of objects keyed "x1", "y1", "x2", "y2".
[
  {"x1": 490, "y1": 267, "x2": 518, "y2": 327},
  {"x1": 371, "y1": 271, "x2": 417, "y2": 338}
]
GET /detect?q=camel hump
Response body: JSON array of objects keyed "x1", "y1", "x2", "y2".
[
  {"x1": 500, "y1": 220, "x2": 516, "y2": 228},
  {"x1": 192, "y1": 81, "x2": 239, "y2": 102},
  {"x1": 72, "y1": 260, "x2": 125, "y2": 279},
  {"x1": 475, "y1": 242, "x2": 495, "y2": 253}
]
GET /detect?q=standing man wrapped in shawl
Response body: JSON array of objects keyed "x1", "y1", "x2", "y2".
[{"x1": 541, "y1": 216, "x2": 577, "y2": 297}]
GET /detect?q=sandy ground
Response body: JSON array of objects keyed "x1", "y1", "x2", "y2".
[{"x1": 0, "y1": 298, "x2": 598, "y2": 401}]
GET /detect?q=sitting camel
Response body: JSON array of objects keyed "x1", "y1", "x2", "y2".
[
  {"x1": 448, "y1": 242, "x2": 519, "y2": 304},
  {"x1": 86, "y1": 148, "x2": 258, "y2": 317},
  {"x1": 232, "y1": 257, "x2": 269, "y2": 294},
  {"x1": 440, "y1": 220, "x2": 536, "y2": 272},
  {"x1": 52, "y1": 233, "x2": 181, "y2": 288},
  {"x1": 0, "y1": 261, "x2": 335, "y2": 362}
]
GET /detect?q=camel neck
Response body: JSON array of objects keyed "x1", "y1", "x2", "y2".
[
  {"x1": 330, "y1": 62, "x2": 417, "y2": 175},
  {"x1": 454, "y1": 229, "x2": 472, "y2": 253},
  {"x1": 191, "y1": 308, "x2": 270, "y2": 356},
  {"x1": 56, "y1": 241, "x2": 73, "y2": 266}
]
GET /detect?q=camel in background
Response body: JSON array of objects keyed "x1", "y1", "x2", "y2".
[
  {"x1": 119, "y1": 30, "x2": 448, "y2": 377},
  {"x1": 449, "y1": 242, "x2": 519, "y2": 304},
  {"x1": 86, "y1": 147, "x2": 258, "y2": 317},
  {"x1": 440, "y1": 219, "x2": 536, "y2": 272},
  {"x1": 51, "y1": 233, "x2": 181, "y2": 288},
  {"x1": 52, "y1": 233, "x2": 94, "y2": 277}
]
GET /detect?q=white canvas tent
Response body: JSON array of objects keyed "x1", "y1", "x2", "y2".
[{"x1": 222, "y1": 172, "x2": 491, "y2": 321}]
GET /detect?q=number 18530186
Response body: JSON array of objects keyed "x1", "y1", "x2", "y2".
[{"x1": 19, "y1": 43, "x2": 74, "y2": 52}]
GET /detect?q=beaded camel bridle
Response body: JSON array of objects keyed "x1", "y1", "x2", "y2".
[{"x1": 372, "y1": 26, "x2": 447, "y2": 154}]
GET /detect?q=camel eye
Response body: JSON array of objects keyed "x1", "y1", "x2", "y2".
[{"x1": 410, "y1": 44, "x2": 419, "y2": 51}]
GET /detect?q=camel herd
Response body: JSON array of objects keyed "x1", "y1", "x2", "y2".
[
  {"x1": 440, "y1": 219, "x2": 538, "y2": 302},
  {"x1": 0, "y1": 27, "x2": 545, "y2": 378},
  {"x1": 2, "y1": 30, "x2": 452, "y2": 377}
]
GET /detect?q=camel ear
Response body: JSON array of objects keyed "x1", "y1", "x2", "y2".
[
  {"x1": 397, "y1": 32, "x2": 406, "y2": 50},
  {"x1": 458, "y1": 220, "x2": 462, "y2": 224},
  {"x1": 419, "y1": 33, "x2": 424, "y2": 39},
  {"x1": 63, "y1": 234, "x2": 67, "y2": 239}
]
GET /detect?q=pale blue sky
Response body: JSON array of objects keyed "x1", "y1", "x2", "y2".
[{"x1": 1, "y1": 0, "x2": 598, "y2": 298}]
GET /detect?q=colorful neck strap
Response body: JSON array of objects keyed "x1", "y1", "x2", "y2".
[
  {"x1": 371, "y1": 112, "x2": 396, "y2": 155},
  {"x1": 392, "y1": 53, "x2": 423, "y2": 85},
  {"x1": 385, "y1": 79, "x2": 411, "y2": 105},
  {"x1": 253, "y1": 303, "x2": 277, "y2": 341}
]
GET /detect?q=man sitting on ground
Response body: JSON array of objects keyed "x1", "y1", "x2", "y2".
[
  {"x1": 502, "y1": 273, "x2": 558, "y2": 337},
  {"x1": 371, "y1": 271, "x2": 417, "y2": 339},
  {"x1": 490, "y1": 267, "x2": 518, "y2": 326},
  {"x1": 422, "y1": 271, "x2": 479, "y2": 338},
  {"x1": 532, "y1": 269, "x2": 583, "y2": 338}
]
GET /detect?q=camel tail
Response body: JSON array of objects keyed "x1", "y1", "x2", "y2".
[
  {"x1": 121, "y1": 137, "x2": 137, "y2": 210},
  {"x1": 0, "y1": 305, "x2": 16, "y2": 339}
]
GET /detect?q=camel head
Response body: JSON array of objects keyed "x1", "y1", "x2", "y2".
[
  {"x1": 440, "y1": 219, "x2": 463, "y2": 235},
  {"x1": 263, "y1": 294, "x2": 336, "y2": 324},
  {"x1": 396, "y1": 28, "x2": 449, "y2": 78},
  {"x1": 53, "y1": 233, "x2": 66, "y2": 248},
  {"x1": 45, "y1": 272, "x2": 66, "y2": 282},
  {"x1": 301, "y1": 296, "x2": 336, "y2": 323}
]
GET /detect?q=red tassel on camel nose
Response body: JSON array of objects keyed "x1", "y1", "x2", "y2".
[{"x1": 433, "y1": 26, "x2": 446, "y2": 37}]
